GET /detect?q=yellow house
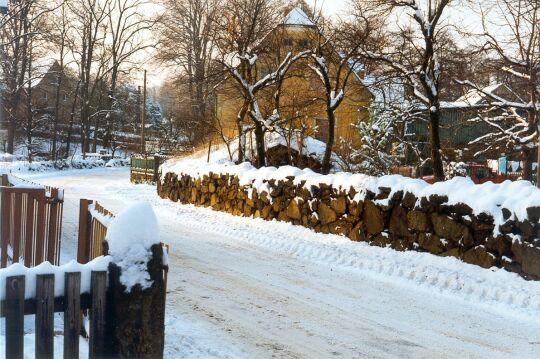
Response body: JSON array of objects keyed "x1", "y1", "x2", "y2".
[{"x1": 215, "y1": 7, "x2": 373, "y2": 157}]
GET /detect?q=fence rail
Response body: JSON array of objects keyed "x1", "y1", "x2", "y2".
[{"x1": 0, "y1": 174, "x2": 64, "y2": 268}]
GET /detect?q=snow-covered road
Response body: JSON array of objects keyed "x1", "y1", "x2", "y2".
[{"x1": 25, "y1": 168, "x2": 540, "y2": 358}]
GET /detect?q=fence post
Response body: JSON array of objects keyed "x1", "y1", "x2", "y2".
[
  {"x1": 1, "y1": 188, "x2": 11, "y2": 268},
  {"x1": 90, "y1": 271, "x2": 107, "y2": 359},
  {"x1": 36, "y1": 274, "x2": 54, "y2": 359},
  {"x1": 6, "y1": 276, "x2": 25, "y2": 359},
  {"x1": 105, "y1": 244, "x2": 165, "y2": 358},
  {"x1": 78, "y1": 199, "x2": 93, "y2": 264},
  {"x1": 153, "y1": 155, "x2": 160, "y2": 182}
]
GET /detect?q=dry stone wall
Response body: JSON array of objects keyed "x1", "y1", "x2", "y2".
[{"x1": 158, "y1": 172, "x2": 540, "y2": 279}]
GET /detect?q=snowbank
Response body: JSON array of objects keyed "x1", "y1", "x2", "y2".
[
  {"x1": 105, "y1": 202, "x2": 160, "y2": 291},
  {"x1": 0, "y1": 154, "x2": 129, "y2": 175},
  {"x1": 183, "y1": 131, "x2": 341, "y2": 171}
]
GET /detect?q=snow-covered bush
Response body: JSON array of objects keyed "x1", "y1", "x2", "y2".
[
  {"x1": 0, "y1": 155, "x2": 129, "y2": 173},
  {"x1": 444, "y1": 161, "x2": 468, "y2": 180},
  {"x1": 339, "y1": 107, "x2": 401, "y2": 176}
]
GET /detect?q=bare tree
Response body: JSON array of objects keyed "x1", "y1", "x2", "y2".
[
  {"x1": 308, "y1": 10, "x2": 380, "y2": 174},
  {"x1": 101, "y1": 0, "x2": 154, "y2": 151},
  {"x1": 216, "y1": 0, "x2": 281, "y2": 163},
  {"x1": 457, "y1": 0, "x2": 540, "y2": 185},
  {"x1": 157, "y1": 0, "x2": 222, "y2": 147},
  {"x1": 66, "y1": 0, "x2": 111, "y2": 156},
  {"x1": 219, "y1": 50, "x2": 311, "y2": 167},
  {"x1": 359, "y1": 0, "x2": 458, "y2": 182}
]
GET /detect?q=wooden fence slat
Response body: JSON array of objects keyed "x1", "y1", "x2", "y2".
[
  {"x1": 6, "y1": 275, "x2": 25, "y2": 359},
  {"x1": 89, "y1": 271, "x2": 107, "y2": 359},
  {"x1": 47, "y1": 197, "x2": 59, "y2": 264},
  {"x1": 64, "y1": 272, "x2": 81, "y2": 359},
  {"x1": 78, "y1": 199, "x2": 92, "y2": 264},
  {"x1": 24, "y1": 193, "x2": 35, "y2": 267},
  {"x1": 35, "y1": 192, "x2": 47, "y2": 265},
  {"x1": 1, "y1": 189, "x2": 11, "y2": 268},
  {"x1": 13, "y1": 192, "x2": 23, "y2": 263},
  {"x1": 55, "y1": 201, "x2": 64, "y2": 265},
  {"x1": 36, "y1": 274, "x2": 55, "y2": 359}
]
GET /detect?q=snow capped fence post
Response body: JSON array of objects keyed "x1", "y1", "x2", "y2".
[{"x1": 102, "y1": 203, "x2": 165, "y2": 358}]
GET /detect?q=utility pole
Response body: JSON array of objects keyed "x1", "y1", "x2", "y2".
[{"x1": 141, "y1": 70, "x2": 147, "y2": 154}]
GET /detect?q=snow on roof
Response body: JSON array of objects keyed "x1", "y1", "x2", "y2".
[
  {"x1": 443, "y1": 83, "x2": 511, "y2": 108},
  {"x1": 283, "y1": 7, "x2": 315, "y2": 27},
  {"x1": 29, "y1": 58, "x2": 57, "y2": 88}
]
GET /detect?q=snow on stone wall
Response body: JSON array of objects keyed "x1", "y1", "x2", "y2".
[{"x1": 159, "y1": 161, "x2": 540, "y2": 279}]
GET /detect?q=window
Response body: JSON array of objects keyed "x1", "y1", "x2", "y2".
[
  {"x1": 43, "y1": 92, "x2": 48, "y2": 100},
  {"x1": 298, "y1": 39, "x2": 309, "y2": 49},
  {"x1": 282, "y1": 38, "x2": 293, "y2": 47}
]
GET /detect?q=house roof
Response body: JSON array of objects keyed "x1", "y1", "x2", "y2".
[
  {"x1": 283, "y1": 7, "x2": 315, "y2": 27},
  {"x1": 441, "y1": 83, "x2": 521, "y2": 109},
  {"x1": 29, "y1": 59, "x2": 58, "y2": 88}
]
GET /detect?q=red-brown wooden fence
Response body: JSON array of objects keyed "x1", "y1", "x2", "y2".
[
  {"x1": 77, "y1": 199, "x2": 113, "y2": 264},
  {"x1": 0, "y1": 174, "x2": 64, "y2": 268},
  {"x1": 1, "y1": 271, "x2": 106, "y2": 359}
]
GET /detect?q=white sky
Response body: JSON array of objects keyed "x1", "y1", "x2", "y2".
[{"x1": 306, "y1": 0, "x2": 347, "y2": 16}]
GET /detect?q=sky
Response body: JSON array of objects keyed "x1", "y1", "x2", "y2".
[{"x1": 306, "y1": 0, "x2": 347, "y2": 16}]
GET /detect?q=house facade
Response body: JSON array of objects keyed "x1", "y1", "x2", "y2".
[
  {"x1": 408, "y1": 83, "x2": 523, "y2": 162},
  {"x1": 214, "y1": 8, "x2": 373, "y2": 158},
  {"x1": 24, "y1": 59, "x2": 78, "y2": 127}
]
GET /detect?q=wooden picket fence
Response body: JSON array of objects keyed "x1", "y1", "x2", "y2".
[
  {"x1": 77, "y1": 199, "x2": 113, "y2": 264},
  {"x1": 1, "y1": 271, "x2": 107, "y2": 358},
  {"x1": 0, "y1": 174, "x2": 64, "y2": 268},
  {"x1": 1, "y1": 196, "x2": 168, "y2": 358}
]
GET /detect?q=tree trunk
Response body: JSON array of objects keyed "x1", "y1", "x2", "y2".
[
  {"x1": 7, "y1": 109, "x2": 16, "y2": 154},
  {"x1": 536, "y1": 137, "x2": 540, "y2": 187},
  {"x1": 254, "y1": 121, "x2": 266, "y2": 168},
  {"x1": 429, "y1": 108, "x2": 445, "y2": 182},
  {"x1": 322, "y1": 107, "x2": 335, "y2": 175},
  {"x1": 236, "y1": 100, "x2": 249, "y2": 163},
  {"x1": 522, "y1": 148, "x2": 532, "y2": 182},
  {"x1": 52, "y1": 70, "x2": 63, "y2": 161}
]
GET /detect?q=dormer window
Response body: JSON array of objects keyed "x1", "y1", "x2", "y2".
[
  {"x1": 43, "y1": 92, "x2": 48, "y2": 100},
  {"x1": 282, "y1": 38, "x2": 293, "y2": 47}
]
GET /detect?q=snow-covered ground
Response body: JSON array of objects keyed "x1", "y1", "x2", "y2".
[{"x1": 7, "y1": 168, "x2": 540, "y2": 358}]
